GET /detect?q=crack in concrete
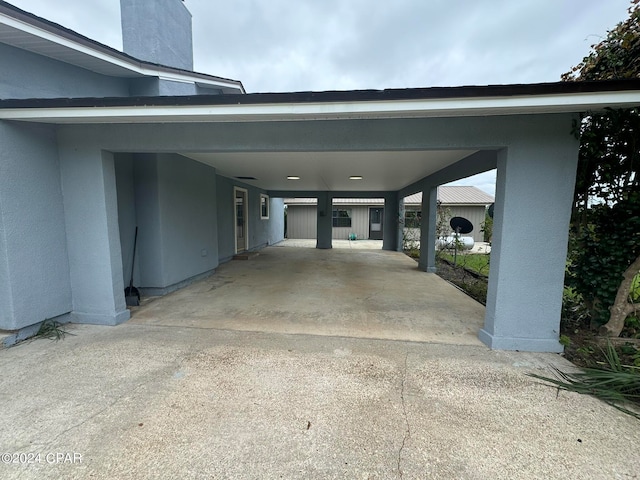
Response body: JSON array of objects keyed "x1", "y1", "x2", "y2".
[
  {"x1": 42, "y1": 382, "x2": 148, "y2": 450},
  {"x1": 397, "y1": 352, "x2": 410, "y2": 479}
]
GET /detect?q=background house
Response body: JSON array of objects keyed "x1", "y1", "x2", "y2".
[{"x1": 285, "y1": 186, "x2": 494, "y2": 243}]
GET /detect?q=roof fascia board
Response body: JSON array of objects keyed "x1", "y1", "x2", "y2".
[
  {"x1": 0, "y1": 10, "x2": 244, "y2": 91},
  {"x1": 2, "y1": 90, "x2": 637, "y2": 124},
  {"x1": 399, "y1": 151, "x2": 498, "y2": 198}
]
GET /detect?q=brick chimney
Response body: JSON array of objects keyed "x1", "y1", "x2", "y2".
[{"x1": 120, "y1": 0, "x2": 194, "y2": 71}]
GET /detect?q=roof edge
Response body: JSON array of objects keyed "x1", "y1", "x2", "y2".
[
  {"x1": 0, "y1": 78, "x2": 638, "y2": 109},
  {"x1": 0, "y1": 0, "x2": 245, "y2": 91}
]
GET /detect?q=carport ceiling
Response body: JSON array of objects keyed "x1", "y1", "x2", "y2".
[{"x1": 182, "y1": 150, "x2": 478, "y2": 191}]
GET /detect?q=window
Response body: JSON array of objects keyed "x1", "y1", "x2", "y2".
[
  {"x1": 404, "y1": 210, "x2": 422, "y2": 228},
  {"x1": 332, "y1": 209, "x2": 352, "y2": 228},
  {"x1": 260, "y1": 194, "x2": 269, "y2": 219}
]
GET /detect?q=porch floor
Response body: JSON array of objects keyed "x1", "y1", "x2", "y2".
[{"x1": 129, "y1": 240, "x2": 485, "y2": 346}]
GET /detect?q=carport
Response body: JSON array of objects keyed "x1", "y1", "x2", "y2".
[{"x1": 2, "y1": 79, "x2": 640, "y2": 352}]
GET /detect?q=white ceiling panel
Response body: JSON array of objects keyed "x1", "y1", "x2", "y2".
[{"x1": 182, "y1": 150, "x2": 477, "y2": 191}]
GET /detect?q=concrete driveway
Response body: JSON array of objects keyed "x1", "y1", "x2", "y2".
[
  {"x1": 1, "y1": 244, "x2": 638, "y2": 479},
  {"x1": 129, "y1": 242, "x2": 485, "y2": 345}
]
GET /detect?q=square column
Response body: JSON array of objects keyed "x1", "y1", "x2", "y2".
[
  {"x1": 59, "y1": 147, "x2": 130, "y2": 325},
  {"x1": 418, "y1": 186, "x2": 437, "y2": 273},
  {"x1": 479, "y1": 132, "x2": 578, "y2": 351},
  {"x1": 316, "y1": 192, "x2": 333, "y2": 249},
  {"x1": 383, "y1": 193, "x2": 402, "y2": 251}
]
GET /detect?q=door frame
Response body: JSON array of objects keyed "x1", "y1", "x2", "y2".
[
  {"x1": 233, "y1": 187, "x2": 249, "y2": 254},
  {"x1": 368, "y1": 207, "x2": 384, "y2": 240}
]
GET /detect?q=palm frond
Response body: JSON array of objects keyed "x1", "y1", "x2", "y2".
[{"x1": 528, "y1": 343, "x2": 640, "y2": 420}]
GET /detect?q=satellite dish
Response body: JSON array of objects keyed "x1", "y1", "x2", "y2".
[
  {"x1": 450, "y1": 216, "x2": 473, "y2": 234},
  {"x1": 488, "y1": 203, "x2": 495, "y2": 219}
]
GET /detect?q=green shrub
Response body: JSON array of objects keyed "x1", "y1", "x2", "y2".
[{"x1": 566, "y1": 195, "x2": 640, "y2": 326}]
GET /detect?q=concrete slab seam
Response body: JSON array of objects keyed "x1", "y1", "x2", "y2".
[{"x1": 397, "y1": 351, "x2": 410, "y2": 479}]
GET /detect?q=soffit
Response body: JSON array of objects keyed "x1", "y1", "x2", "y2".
[{"x1": 182, "y1": 150, "x2": 477, "y2": 192}]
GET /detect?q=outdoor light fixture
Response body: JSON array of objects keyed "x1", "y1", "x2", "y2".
[
  {"x1": 349, "y1": 176, "x2": 363, "y2": 180},
  {"x1": 287, "y1": 176, "x2": 300, "y2": 180}
]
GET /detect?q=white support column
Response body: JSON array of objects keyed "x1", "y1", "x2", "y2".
[
  {"x1": 418, "y1": 186, "x2": 438, "y2": 273},
  {"x1": 59, "y1": 147, "x2": 130, "y2": 325},
  {"x1": 479, "y1": 130, "x2": 579, "y2": 351}
]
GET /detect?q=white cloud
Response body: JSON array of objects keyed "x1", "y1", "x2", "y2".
[
  {"x1": 445, "y1": 171, "x2": 497, "y2": 197},
  {"x1": 8, "y1": 0, "x2": 632, "y2": 92}
]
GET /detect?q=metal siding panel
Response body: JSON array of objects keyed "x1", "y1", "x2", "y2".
[
  {"x1": 354, "y1": 206, "x2": 370, "y2": 239},
  {"x1": 332, "y1": 205, "x2": 368, "y2": 239},
  {"x1": 449, "y1": 206, "x2": 486, "y2": 242},
  {"x1": 287, "y1": 205, "x2": 316, "y2": 239}
]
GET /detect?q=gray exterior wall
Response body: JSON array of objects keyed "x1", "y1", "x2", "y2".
[
  {"x1": 406, "y1": 205, "x2": 488, "y2": 243},
  {"x1": 0, "y1": 43, "x2": 130, "y2": 99},
  {"x1": 121, "y1": 0, "x2": 194, "y2": 71},
  {"x1": 115, "y1": 153, "x2": 219, "y2": 295},
  {"x1": 115, "y1": 154, "x2": 139, "y2": 288},
  {"x1": 446, "y1": 206, "x2": 487, "y2": 243},
  {"x1": 0, "y1": 122, "x2": 72, "y2": 330},
  {"x1": 287, "y1": 204, "x2": 381, "y2": 240},
  {"x1": 287, "y1": 204, "x2": 485, "y2": 241},
  {"x1": 58, "y1": 145, "x2": 129, "y2": 326},
  {"x1": 268, "y1": 197, "x2": 286, "y2": 245},
  {"x1": 216, "y1": 176, "x2": 284, "y2": 263},
  {"x1": 156, "y1": 154, "x2": 218, "y2": 287},
  {"x1": 287, "y1": 205, "x2": 316, "y2": 239},
  {"x1": 332, "y1": 205, "x2": 378, "y2": 240}
]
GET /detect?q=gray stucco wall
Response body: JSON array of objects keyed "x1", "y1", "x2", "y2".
[
  {"x1": 121, "y1": 0, "x2": 194, "y2": 71},
  {"x1": 478, "y1": 117, "x2": 579, "y2": 352},
  {"x1": 216, "y1": 176, "x2": 284, "y2": 262},
  {"x1": 114, "y1": 154, "x2": 139, "y2": 288},
  {"x1": 268, "y1": 198, "x2": 285, "y2": 245},
  {"x1": 156, "y1": 154, "x2": 218, "y2": 287},
  {"x1": 132, "y1": 154, "x2": 163, "y2": 290},
  {"x1": 58, "y1": 145, "x2": 129, "y2": 325},
  {"x1": 117, "y1": 153, "x2": 219, "y2": 294},
  {"x1": 0, "y1": 122, "x2": 72, "y2": 330},
  {"x1": 0, "y1": 43, "x2": 129, "y2": 99}
]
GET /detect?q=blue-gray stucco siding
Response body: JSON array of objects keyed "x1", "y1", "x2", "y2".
[{"x1": 0, "y1": 122, "x2": 72, "y2": 329}]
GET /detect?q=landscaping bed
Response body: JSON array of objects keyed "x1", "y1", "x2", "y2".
[{"x1": 409, "y1": 250, "x2": 640, "y2": 370}]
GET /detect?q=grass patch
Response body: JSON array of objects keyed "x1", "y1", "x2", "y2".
[{"x1": 439, "y1": 252, "x2": 490, "y2": 276}]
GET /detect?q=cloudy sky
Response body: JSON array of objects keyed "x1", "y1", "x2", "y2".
[{"x1": 6, "y1": 0, "x2": 633, "y2": 194}]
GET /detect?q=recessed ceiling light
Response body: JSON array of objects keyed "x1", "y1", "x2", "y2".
[
  {"x1": 349, "y1": 176, "x2": 363, "y2": 180},
  {"x1": 287, "y1": 176, "x2": 300, "y2": 180}
]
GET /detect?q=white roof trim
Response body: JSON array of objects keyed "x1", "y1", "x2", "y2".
[
  {"x1": 0, "y1": 10, "x2": 244, "y2": 91},
  {"x1": 1, "y1": 90, "x2": 639, "y2": 124}
]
